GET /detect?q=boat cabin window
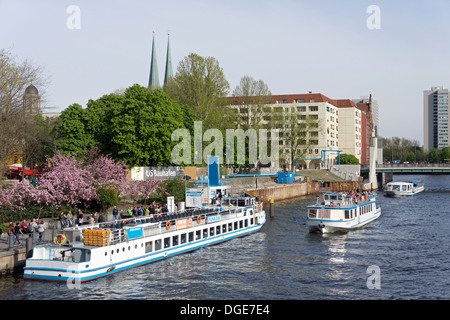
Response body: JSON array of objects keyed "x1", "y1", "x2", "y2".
[
  {"x1": 209, "y1": 227, "x2": 214, "y2": 236},
  {"x1": 196, "y1": 230, "x2": 201, "y2": 240},
  {"x1": 155, "y1": 239, "x2": 162, "y2": 251},
  {"x1": 145, "y1": 241, "x2": 153, "y2": 253},
  {"x1": 216, "y1": 226, "x2": 221, "y2": 235},
  {"x1": 309, "y1": 209, "x2": 317, "y2": 218},
  {"x1": 164, "y1": 237, "x2": 170, "y2": 248},
  {"x1": 188, "y1": 232, "x2": 194, "y2": 242},
  {"x1": 172, "y1": 235, "x2": 179, "y2": 246},
  {"x1": 203, "y1": 228, "x2": 208, "y2": 238},
  {"x1": 228, "y1": 223, "x2": 232, "y2": 232},
  {"x1": 222, "y1": 224, "x2": 227, "y2": 233},
  {"x1": 181, "y1": 233, "x2": 186, "y2": 244}
]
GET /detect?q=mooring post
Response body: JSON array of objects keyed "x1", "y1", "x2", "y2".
[
  {"x1": 270, "y1": 199, "x2": 274, "y2": 218},
  {"x1": 26, "y1": 237, "x2": 33, "y2": 258}
]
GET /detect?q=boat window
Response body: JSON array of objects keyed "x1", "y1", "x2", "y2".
[
  {"x1": 203, "y1": 228, "x2": 208, "y2": 238},
  {"x1": 155, "y1": 239, "x2": 162, "y2": 251},
  {"x1": 239, "y1": 220, "x2": 243, "y2": 229},
  {"x1": 251, "y1": 218, "x2": 254, "y2": 225},
  {"x1": 210, "y1": 227, "x2": 214, "y2": 236},
  {"x1": 228, "y1": 223, "x2": 233, "y2": 232},
  {"x1": 222, "y1": 224, "x2": 227, "y2": 233},
  {"x1": 216, "y1": 226, "x2": 221, "y2": 235},
  {"x1": 402, "y1": 185, "x2": 408, "y2": 191},
  {"x1": 164, "y1": 237, "x2": 170, "y2": 248},
  {"x1": 181, "y1": 233, "x2": 186, "y2": 244},
  {"x1": 234, "y1": 221, "x2": 238, "y2": 230},
  {"x1": 145, "y1": 241, "x2": 153, "y2": 253},
  {"x1": 172, "y1": 235, "x2": 179, "y2": 246},
  {"x1": 196, "y1": 230, "x2": 201, "y2": 240},
  {"x1": 309, "y1": 209, "x2": 317, "y2": 218},
  {"x1": 345, "y1": 210, "x2": 350, "y2": 219},
  {"x1": 188, "y1": 232, "x2": 194, "y2": 242},
  {"x1": 245, "y1": 219, "x2": 248, "y2": 227}
]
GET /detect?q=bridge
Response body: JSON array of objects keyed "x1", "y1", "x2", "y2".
[{"x1": 361, "y1": 163, "x2": 450, "y2": 174}]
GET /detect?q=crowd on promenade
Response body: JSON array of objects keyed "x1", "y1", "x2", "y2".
[{"x1": 5, "y1": 218, "x2": 46, "y2": 246}]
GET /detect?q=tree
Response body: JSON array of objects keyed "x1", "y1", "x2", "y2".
[
  {"x1": 0, "y1": 49, "x2": 49, "y2": 177},
  {"x1": 440, "y1": 147, "x2": 450, "y2": 162},
  {"x1": 339, "y1": 153, "x2": 360, "y2": 165},
  {"x1": 53, "y1": 103, "x2": 94, "y2": 158},
  {"x1": 428, "y1": 148, "x2": 440, "y2": 163},
  {"x1": 232, "y1": 75, "x2": 272, "y2": 130},
  {"x1": 164, "y1": 53, "x2": 232, "y2": 131}
]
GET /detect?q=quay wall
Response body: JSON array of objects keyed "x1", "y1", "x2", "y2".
[{"x1": 244, "y1": 181, "x2": 320, "y2": 203}]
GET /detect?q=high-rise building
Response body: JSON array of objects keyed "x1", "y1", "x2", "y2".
[{"x1": 424, "y1": 86, "x2": 449, "y2": 152}]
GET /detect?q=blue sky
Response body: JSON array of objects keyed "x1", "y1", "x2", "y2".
[{"x1": 1, "y1": 0, "x2": 450, "y2": 144}]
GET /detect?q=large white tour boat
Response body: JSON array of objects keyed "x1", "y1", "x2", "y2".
[
  {"x1": 383, "y1": 181, "x2": 424, "y2": 197},
  {"x1": 24, "y1": 197, "x2": 266, "y2": 283},
  {"x1": 305, "y1": 192, "x2": 381, "y2": 233}
]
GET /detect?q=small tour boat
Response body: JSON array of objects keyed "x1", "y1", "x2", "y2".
[
  {"x1": 24, "y1": 196, "x2": 266, "y2": 283},
  {"x1": 305, "y1": 192, "x2": 381, "y2": 234},
  {"x1": 383, "y1": 181, "x2": 424, "y2": 197}
]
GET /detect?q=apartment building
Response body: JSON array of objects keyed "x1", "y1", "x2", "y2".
[
  {"x1": 424, "y1": 86, "x2": 449, "y2": 152},
  {"x1": 227, "y1": 93, "x2": 363, "y2": 169}
]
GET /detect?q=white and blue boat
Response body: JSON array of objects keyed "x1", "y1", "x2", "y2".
[
  {"x1": 383, "y1": 181, "x2": 424, "y2": 197},
  {"x1": 24, "y1": 197, "x2": 266, "y2": 283},
  {"x1": 305, "y1": 192, "x2": 381, "y2": 233}
]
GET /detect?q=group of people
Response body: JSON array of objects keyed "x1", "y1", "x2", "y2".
[
  {"x1": 113, "y1": 202, "x2": 169, "y2": 220},
  {"x1": 344, "y1": 190, "x2": 373, "y2": 204},
  {"x1": 6, "y1": 218, "x2": 45, "y2": 245},
  {"x1": 59, "y1": 209, "x2": 106, "y2": 229}
]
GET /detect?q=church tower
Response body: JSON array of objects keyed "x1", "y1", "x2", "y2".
[
  {"x1": 148, "y1": 31, "x2": 160, "y2": 88},
  {"x1": 23, "y1": 84, "x2": 41, "y2": 115},
  {"x1": 164, "y1": 32, "x2": 173, "y2": 85}
]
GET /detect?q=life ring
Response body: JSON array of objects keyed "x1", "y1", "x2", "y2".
[
  {"x1": 258, "y1": 204, "x2": 262, "y2": 211},
  {"x1": 165, "y1": 221, "x2": 171, "y2": 230},
  {"x1": 157, "y1": 214, "x2": 162, "y2": 217},
  {"x1": 54, "y1": 234, "x2": 67, "y2": 246},
  {"x1": 197, "y1": 215, "x2": 201, "y2": 224}
]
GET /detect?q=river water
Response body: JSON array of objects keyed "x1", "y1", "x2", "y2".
[{"x1": 1, "y1": 175, "x2": 448, "y2": 300}]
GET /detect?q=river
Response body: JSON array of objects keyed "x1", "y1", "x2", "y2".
[{"x1": 1, "y1": 175, "x2": 448, "y2": 300}]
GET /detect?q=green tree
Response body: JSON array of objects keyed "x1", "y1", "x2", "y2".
[
  {"x1": 339, "y1": 153, "x2": 360, "y2": 165},
  {"x1": 440, "y1": 147, "x2": 450, "y2": 162},
  {"x1": 428, "y1": 148, "x2": 440, "y2": 163},
  {"x1": 53, "y1": 103, "x2": 94, "y2": 158},
  {"x1": 164, "y1": 53, "x2": 232, "y2": 131}
]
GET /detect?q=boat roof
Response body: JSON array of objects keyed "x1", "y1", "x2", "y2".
[{"x1": 386, "y1": 181, "x2": 418, "y2": 185}]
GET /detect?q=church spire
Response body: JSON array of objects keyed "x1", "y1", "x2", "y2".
[
  {"x1": 148, "y1": 31, "x2": 160, "y2": 88},
  {"x1": 164, "y1": 31, "x2": 173, "y2": 85}
]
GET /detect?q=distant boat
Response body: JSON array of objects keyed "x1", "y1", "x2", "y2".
[{"x1": 383, "y1": 181, "x2": 424, "y2": 197}]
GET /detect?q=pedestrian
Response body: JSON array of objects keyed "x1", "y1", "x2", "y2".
[
  {"x1": 77, "y1": 209, "x2": 84, "y2": 225},
  {"x1": 21, "y1": 219, "x2": 28, "y2": 234},
  {"x1": 59, "y1": 212, "x2": 67, "y2": 229},
  {"x1": 112, "y1": 206, "x2": 119, "y2": 221},
  {"x1": 6, "y1": 222, "x2": 14, "y2": 244},
  {"x1": 37, "y1": 220, "x2": 45, "y2": 242},
  {"x1": 13, "y1": 223, "x2": 22, "y2": 245},
  {"x1": 30, "y1": 218, "x2": 38, "y2": 233},
  {"x1": 67, "y1": 210, "x2": 73, "y2": 227}
]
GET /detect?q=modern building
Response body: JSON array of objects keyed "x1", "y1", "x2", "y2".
[
  {"x1": 228, "y1": 93, "x2": 344, "y2": 169},
  {"x1": 424, "y1": 86, "x2": 449, "y2": 152},
  {"x1": 227, "y1": 92, "x2": 377, "y2": 168}
]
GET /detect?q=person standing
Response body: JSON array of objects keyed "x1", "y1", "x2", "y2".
[
  {"x1": 13, "y1": 223, "x2": 22, "y2": 245},
  {"x1": 112, "y1": 206, "x2": 119, "y2": 221},
  {"x1": 37, "y1": 221, "x2": 45, "y2": 242},
  {"x1": 77, "y1": 209, "x2": 84, "y2": 225}
]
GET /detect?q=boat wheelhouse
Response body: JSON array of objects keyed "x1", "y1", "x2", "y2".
[
  {"x1": 305, "y1": 192, "x2": 381, "y2": 233},
  {"x1": 383, "y1": 181, "x2": 424, "y2": 197},
  {"x1": 24, "y1": 197, "x2": 266, "y2": 283}
]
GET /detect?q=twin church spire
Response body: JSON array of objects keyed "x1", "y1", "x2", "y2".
[{"x1": 148, "y1": 31, "x2": 173, "y2": 88}]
